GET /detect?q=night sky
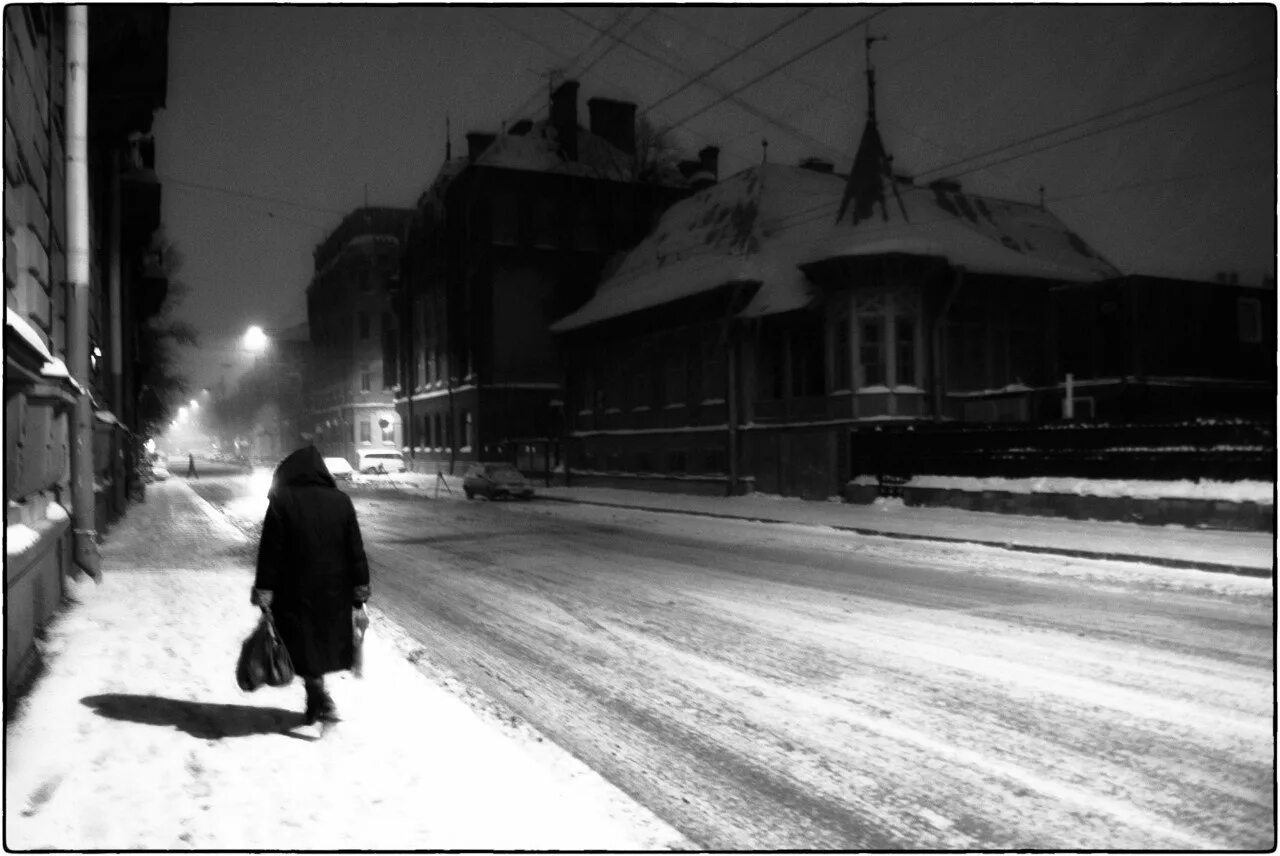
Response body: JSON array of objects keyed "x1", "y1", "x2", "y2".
[{"x1": 152, "y1": 4, "x2": 1276, "y2": 393}]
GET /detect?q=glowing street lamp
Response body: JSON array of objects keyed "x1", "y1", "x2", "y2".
[{"x1": 244, "y1": 325, "x2": 268, "y2": 354}]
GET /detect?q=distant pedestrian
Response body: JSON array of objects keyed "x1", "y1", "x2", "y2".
[
  {"x1": 251, "y1": 446, "x2": 371, "y2": 725},
  {"x1": 186, "y1": 453, "x2": 198, "y2": 479}
]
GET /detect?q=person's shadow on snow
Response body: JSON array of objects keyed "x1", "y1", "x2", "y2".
[{"x1": 82, "y1": 694, "x2": 304, "y2": 739}]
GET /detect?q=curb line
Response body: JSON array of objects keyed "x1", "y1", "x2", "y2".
[{"x1": 536, "y1": 495, "x2": 1273, "y2": 578}]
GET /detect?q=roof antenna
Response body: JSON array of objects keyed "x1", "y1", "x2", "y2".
[
  {"x1": 761, "y1": 138, "x2": 769, "y2": 163},
  {"x1": 864, "y1": 28, "x2": 886, "y2": 122},
  {"x1": 1039, "y1": 184, "x2": 1046, "y2": 210},
  {"x1": 446, "y1": 114, "x2": 452, "y2": 161}
]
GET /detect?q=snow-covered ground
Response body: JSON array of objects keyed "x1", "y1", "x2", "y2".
[{"x1": 2, "y1": 480, "x2": 689, "y2": 851}]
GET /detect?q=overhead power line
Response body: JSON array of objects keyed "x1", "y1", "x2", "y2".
[
  {"x1": 947, "y1": 74, "x2": 1269, "y2": 179},
  {"x1": 1046, "y1": 158, "x2": 1275, "y2": 203},
  {"x1": 574, "y1": 8, "x2": 654, "y2": 81},
  {"x1": 654, "y1": 7, "x2": 891, "y2": 137},
  {"x1": 159, "y1": 173, "x2": 348, "y2": 217},
  {"x1": 165, "y1": 184, "x2": 333, "y2": 231},
  {"x1": 502, "y1": 7, "x2": 642, "y2": 128},
  {"x1": 918, "y1": 60, "x2": 1270, "y2": 180},
  {"x1": 643, "y1": 8, "x2": 815, "y2": 115},
  {"x1": 559, "y1": 6, "x2": 856, "y2": 159}
]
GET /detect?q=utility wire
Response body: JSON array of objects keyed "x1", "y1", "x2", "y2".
[
  {"x1": 643, "y1": 8, "x2": 815, "y2": 115},
  {"x1": 482, "y1": 9, "x2": 572, "y2": 65},
  {"x1": 918, "y1": 60, "x2": 1270, "y2": 179},
  {"x1": 502, "y1": 7, "x2": 637, "y2": 127},
  {"x1": 1046, "y1": 158, "x2": 1275, "y2": 203},
  {"x1": 560, "y1": 7, "x2": 851, "y2": 158},
  {"x1": 159, "y1": 173, "x2": 348, "y2": 217},
  {"x1": 654, "y1": 7, "x2": 891, "y2": 137},
  {"x1": 946, "y1": 74, "x2": 1269, "y2": 179},
  {"x1": 165, "y1": 184, "x2": 333, "y2": 231},
  {"x1": 575, "y1": 8, "x2": 653, "y2": 81}
]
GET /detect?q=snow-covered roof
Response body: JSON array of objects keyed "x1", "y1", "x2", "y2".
[
  {"x1": 809, "y1": 179, "x2": 1120, "y2": 282},
  {"x1": 551, "y1": 165, "x2": 832, "y2": 332},
  {"x1": 475, "y1": 121, "x2": 634, "y2": 182},
  {"x1": 552, "y1": 159, "x2": 1119, "y2": 332}
]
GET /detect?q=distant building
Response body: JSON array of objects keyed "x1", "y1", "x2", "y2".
[
  {"x1": 552, "y1": 56, "x2": 1273, "y2": 499},
  {"x1": 305, "y1": 207, "x2": 414, "y2": 468},
  {"x1": 4, "y1": 6, "x2": 169, "y2": 697},
  {"x1": 394, "y1": 80, "x2": 700, "y2": 475}
]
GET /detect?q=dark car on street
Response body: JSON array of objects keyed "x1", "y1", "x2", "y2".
[{"x1": 463, "y1": 462, "x2": 535, "y2": 500}]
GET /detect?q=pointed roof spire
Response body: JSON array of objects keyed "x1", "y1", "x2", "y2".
[{"x1": 837, "y1": 31, "x2": 905, "y2": 226}]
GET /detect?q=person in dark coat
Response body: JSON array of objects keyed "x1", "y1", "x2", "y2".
[
  {"x1": 251, "y1": 446, "x2": 371, "y2": 724},
  {"x1": 186, "y1": 453, "x2": 198, "y2": 479}
]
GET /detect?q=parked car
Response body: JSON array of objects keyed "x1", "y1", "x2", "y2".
[
  {"x1": 463, "y1": 462, "x2": 535, "y2": 500},
  {"x1": 323, "y1": 456, "x2": 355, "y2": 482},
  {"x1": 357, "y1": 449, "x2": 406, "y2": 474},
  {"x1": 148, "y1": 462, "x2": 170, "y2": 482}
]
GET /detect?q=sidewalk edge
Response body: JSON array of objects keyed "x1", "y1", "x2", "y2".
[{"x1": 536, "y1": 495, "x2": 1274, "y2": 578}]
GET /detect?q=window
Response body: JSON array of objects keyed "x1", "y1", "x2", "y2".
[
  {"x1": 667, "y1": 450, "x2": 687, "y2": 472},
  {"x1": 532, "y1": 196, "x2": 558, "y2": 246},
  {"x1": 463, "y1": 411, "x2": 473, "y2": 449},
  {"x1": 895, "y1": 318, "x2": 916, "y2": 386},
  {"x1": 1238, "y1": 297, "x2": 1262, "y2": 343},
  {"x1": 791, "y1": 316, "x2": 826, "y2": 397},
  {"x1": 360, "y1": 365, "x2": 372, "y2": 392},
  {"x1": 859, "y1": 319, "x2": 885, "y2": 387},
  {"x1": 381, "y1": 418, "x2": 395, "y2": 444},
  {"x1": 686, "y1": 340, "x2": 702, "y2": 404},
  {"x1": 666, "y1": 352, "x2": 686, "y2": 405},
  {"x1": 358, "y1": 312, "x2": 371, "y2": 340},
  {"x1": 833, "y1": 310, "x2": 851, "y2": 391},
  {"x1": 359, "y1": 420, "x2": 371, "y2": 443},
  {"x1": 702, "y1": 339, "x2": 726, "y2": 399}
]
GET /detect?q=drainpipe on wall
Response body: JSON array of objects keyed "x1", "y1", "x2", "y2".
[
  {"x1": 931, "y1": 266, "x2": 965, "y2": 421},
  {"x1": 66, "y1": 5, "x2": 101, "y2": 582}
]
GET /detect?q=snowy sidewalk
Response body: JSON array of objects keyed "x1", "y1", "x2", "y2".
[
  {"x1": 3, "y1": 480, "x2": 689, "y2": 851},
  {"x1": 531, "y1": 486, "x2": 1275, "y2": 576}
]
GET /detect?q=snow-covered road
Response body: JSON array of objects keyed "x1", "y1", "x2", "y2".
[{"x1": 205, "y1": 474, "x2": 1274, "y2": 850}]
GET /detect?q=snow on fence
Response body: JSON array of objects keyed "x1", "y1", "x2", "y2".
[{"x1": 850, "y1": 418, "x2": 1275, "y2": 483}]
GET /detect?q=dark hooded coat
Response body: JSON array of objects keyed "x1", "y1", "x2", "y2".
[{"x1": 254, "y1": 447, "x2": 370, "y2": 678}]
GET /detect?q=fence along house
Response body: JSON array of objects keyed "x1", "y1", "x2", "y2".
[{"x1": 552, "y1": 55, "x2": 1158, "y2": 501}]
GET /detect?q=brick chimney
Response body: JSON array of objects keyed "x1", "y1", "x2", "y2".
[
  {"x1": 699, "y1": 146, "x2": 719, "y2": 178},
  {"x1": 686, "y1": 146, "x2": 719, "y2": 190},
  {"x1": 587, "y1": 97, "x2": 636, "y2": 155},
  {"x1": 550, "y1": 80, "x2": 580, "y2": 162},
  {"x1": 466, "y1": 132, "x2": 495, "y2": 163}
]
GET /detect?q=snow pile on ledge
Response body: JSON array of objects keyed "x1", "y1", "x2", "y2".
[
  {"x1": 6, "y1": 523, "x2": 41, "y2": 556},
  {"x1": 851, "y1": 475, "x2": 1274, "y2": 504}
]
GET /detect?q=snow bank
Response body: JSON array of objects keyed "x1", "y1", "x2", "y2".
[{"x1": 851, "y1": 474, "x2": 1274, "y2": 504}]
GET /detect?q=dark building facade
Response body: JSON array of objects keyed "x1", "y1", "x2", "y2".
[
  {"x1": 394, "y1": 80, "x2": 700, "y2": 475},
  {"x1": 552, "y1": 66, "x2": 1273, "y2": 500},
  {"x1": 305, "y1": 207, "x2": 413, "y2": 468},
  {"x1": 5, "y1": 6, "x2": 169, "y2": 697}
]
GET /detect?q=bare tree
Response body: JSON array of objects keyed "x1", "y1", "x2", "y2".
[
  {"x1": 633, "y1": 115, "x2": 681, "y2": 184},
  {"x1": 135, "y1": 231, "x2": 196, "y2": 435}
]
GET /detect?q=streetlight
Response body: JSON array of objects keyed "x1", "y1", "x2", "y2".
[{"x1": 244, "y1": 325, "x2": 268, "y2": 354}]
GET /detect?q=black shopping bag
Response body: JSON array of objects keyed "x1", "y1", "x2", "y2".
[{"x1": 236, "y1": 609, "x2": 295, "y2": 691}]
